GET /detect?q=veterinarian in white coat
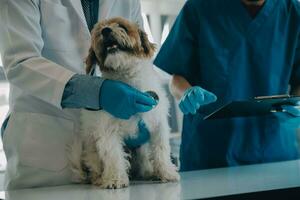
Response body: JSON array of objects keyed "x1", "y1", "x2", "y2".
[{"x1": 0, "y1": 0, "x2": 156, "y2": 189}]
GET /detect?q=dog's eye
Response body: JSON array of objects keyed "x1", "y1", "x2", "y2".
[{"x1": 119, "y1": 24, "x2": 128, "y2": 32}]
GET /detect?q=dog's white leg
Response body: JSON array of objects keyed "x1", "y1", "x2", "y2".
[
  {"x1": 67, "y1": 136, "x2": 88, "y2": 183},
  {"x1": 149, "y1": 117, "x2": 180, "y2": 182},
  {"x1": 82, "y1": 136, "x2": 103, "y2": 184},
  {"x1": 94, "y1": 131, "x2": 130, "y2": 189}
]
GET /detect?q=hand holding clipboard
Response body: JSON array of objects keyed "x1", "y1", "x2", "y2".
[{"x1": 204, "y1": 95, "x2": 300, "y2": 120}]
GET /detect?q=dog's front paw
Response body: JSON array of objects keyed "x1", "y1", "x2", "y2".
[
  {"x1": 95, "y1": 176, "x2": 129, "y2": 189},
  {"x1": 155, "y1": 165, "x2": 180, "y2": 182},
  {"x1": 101, "y1": 178, "x2": 129, "y2": 189}
]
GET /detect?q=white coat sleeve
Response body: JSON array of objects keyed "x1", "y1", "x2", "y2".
[
  {"x1": 0, "y1": 0, "x2": 76, "y2": 109},
  {"x1": 131, "y1": 0, "x2": 144, "y2": 29}
]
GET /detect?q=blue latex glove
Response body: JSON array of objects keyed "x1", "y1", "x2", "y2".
[
  {"x1": 124, "y1": 120, "x2": 150, "y2": 149},
  {"x1": 179, "y1": 86, "x2": 217, "y2": 115},
  {"x1": 282, "y1": 102, "x2": 300, "y2": 117},
  {"x1": 100, "y1": 80, "x2": 157, "y2": 119}
]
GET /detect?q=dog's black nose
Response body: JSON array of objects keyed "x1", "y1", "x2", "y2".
[{"x1": 101, "y1": 27, "x2": 112, "y2": 37}]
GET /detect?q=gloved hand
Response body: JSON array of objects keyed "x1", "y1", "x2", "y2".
[
  {"x1": 124, "y1": 120, "x2": 150, "y2": 149},
  {"x1": 282, "y1": 102, "x2": 300, "y2": 117},
  {"x1": 100, "y1": 80, "x2": 157, "y2": 119},
  {"x1": 179, "y1": 86, "x2": 217, "y2": 115}
]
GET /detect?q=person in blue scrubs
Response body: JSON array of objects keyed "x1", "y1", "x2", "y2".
[{"x1": 154, "y1": 0, "x2": 300, "y2": 171}]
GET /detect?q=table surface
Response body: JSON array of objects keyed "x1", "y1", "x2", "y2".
[{"x1": 3, "y1": 160, "x2": 300, "y2": 200}]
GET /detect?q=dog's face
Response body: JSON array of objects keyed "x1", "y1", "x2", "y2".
[{"x1": 86, "y1": 17, "x2": 156, "y2": 74}]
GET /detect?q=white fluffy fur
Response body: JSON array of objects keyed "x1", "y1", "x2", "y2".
[{"x1": 68, "y1": 51, "x2": 179, "y2": 189}]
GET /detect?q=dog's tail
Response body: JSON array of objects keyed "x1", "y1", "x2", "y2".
[{"x1": 66, "y1": 136, "x2": 87, "y2": 183}]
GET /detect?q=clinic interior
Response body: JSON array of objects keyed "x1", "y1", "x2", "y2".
[{"x1": 1, "y1": 0, "x2": 300, "y2": 199}]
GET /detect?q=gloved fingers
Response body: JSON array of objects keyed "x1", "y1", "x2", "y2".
[
  {"x1": 118, "y1": 112, "x2": 132, "y2": 120},
  {"x1": 138, "y1": 119, "x2": 147, "y2": 128},
  {"x1": 187, "y1": 92, "x2": 200, "y2": 113},
  {"x1": 282, "y1": 105, "x2": 300, "y2": 117},
  {"x1": 124, "y1": 133, "x2": 149, "y2": 148},
  {"x1": 193, "y1": 89, "x2": 205, "y2": 108},
  {"x1": 202, "y1": 91, "x2": 217, "y2": 105},
  {"x1": 124, "y1": 138, "x2": 140, "y2": 149},
  {"x1": 138, "y1": 120, "x2": 151, "y2": 140},
  {"x1": 124, "y1": 120, "x2": 151, "y2": 149},
  {"x1": 135, "y1": 103, "x2": 154, "y2": 113},
  {"x1": 134, "y1": 91, "x2": 158, "y2": 107},
  {"x1": 183, "y1": 96, "x2": 197, "y2": 114},
  {"x1": 180, "y1": 86, "x2": 216, "y2": 115},
  {"x1": 179, "y1": 101, "x2": 189, "y2": 115}
]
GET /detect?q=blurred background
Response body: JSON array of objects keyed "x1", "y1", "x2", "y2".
[{"x1": 0, "y1": 0, "x2": 186, "y2": 173}]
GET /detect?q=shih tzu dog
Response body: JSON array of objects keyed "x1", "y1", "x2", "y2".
[{"x1": 68, "y1": 17, "x2": 179, "y2": 189}]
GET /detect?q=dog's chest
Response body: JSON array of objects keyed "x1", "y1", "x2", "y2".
[
  {"x1": 103, "y1": 68, "x2": 157, "y2": 92},
  {"x1": 81, "y1": 109, "x2": 140, "y2": 138}
]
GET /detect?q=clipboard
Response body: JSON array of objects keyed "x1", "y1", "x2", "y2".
[{"x1": 204, "y1": 95, "x2": 300, "y2": 120}]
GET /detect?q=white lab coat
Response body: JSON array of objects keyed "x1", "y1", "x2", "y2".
[{"x1": 0, "y1": 0, "x2": 144, "y2": 189}]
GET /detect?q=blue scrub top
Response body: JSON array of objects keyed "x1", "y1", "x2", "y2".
[{"x1": 154, "y1": 0, "x2": 300, "y2": 171}]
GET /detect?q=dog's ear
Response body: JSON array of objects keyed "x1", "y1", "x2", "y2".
[
  {"x1": 85, "y1": 47, "x2": 97, "y2": 74},
  {"x1": 138, "y1": 29, "x2": 156, "y2": 58}
]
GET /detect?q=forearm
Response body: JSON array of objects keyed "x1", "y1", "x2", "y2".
[{"x1": 170, "y1": 75, "x2": 192, "y2": 100}]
